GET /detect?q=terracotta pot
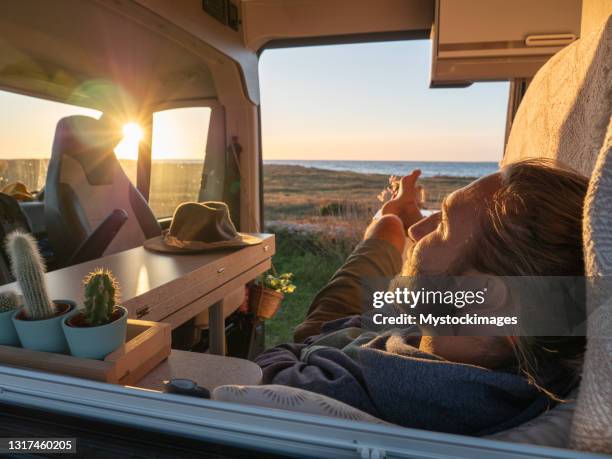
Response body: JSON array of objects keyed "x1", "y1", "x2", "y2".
[{"x1": 250, "y1": 285, "x2": 284, "y2": 320}]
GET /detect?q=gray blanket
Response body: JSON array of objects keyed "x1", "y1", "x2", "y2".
[{"x1": 255, "y1": 316, "x2": 562, "y2": 436}]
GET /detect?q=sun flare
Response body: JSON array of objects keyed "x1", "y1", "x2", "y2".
[{"x1": 114, "y1": 122, "x2": 143, "y2": 160}]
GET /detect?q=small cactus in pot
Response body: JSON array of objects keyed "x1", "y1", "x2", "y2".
[
  {"x1": 0, "y1": 290, "x2": 22, "y2": 346},
  {"x1": 83, "y1": 268, "x2": 120, "y2": 326},
  {"x1": 0, "y1": 291, "x2": 20, "y2": 313},
  {"x1": 6, "y1": 231, "x2": 55, "y2": 320},
  {"x1": 6, "y1": 231, "x2": 75, "y2": 353},
  {"x1": 63, "y1": 268, "x2": 128, "y2": 359}
]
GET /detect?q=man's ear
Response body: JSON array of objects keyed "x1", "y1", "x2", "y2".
[{"x1": 457, "y1": 269, "x2": 509, "y2": 313}]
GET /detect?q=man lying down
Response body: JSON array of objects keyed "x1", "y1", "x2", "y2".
[{"x1": 255, "y1": 159, "x2": 588, "y2": 435}]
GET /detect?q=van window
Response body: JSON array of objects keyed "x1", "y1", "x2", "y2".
[
  {"x1": 148, "y1": 107, "x2": 212, "y2": 217},
  {"x1": 259, "y1": 40, "x2": 509, "y2": 346},
  {"x1": 0, "y1": 90, "x2": 100, "y2": 193}
]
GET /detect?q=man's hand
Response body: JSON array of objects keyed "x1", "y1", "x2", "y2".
[
  {"x1": 364, "y1": 214, "x2": 406, "y2": 255},
  {"x1": 381, "y1": 170, "x2": 424, "y2": 230}
]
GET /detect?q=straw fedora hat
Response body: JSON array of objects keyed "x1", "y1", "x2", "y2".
[{"x1": 144, "y1": 201, "x2": 261, "y2": 253}]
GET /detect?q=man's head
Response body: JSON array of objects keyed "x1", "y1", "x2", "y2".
[
  {"x1": 405, "y1": 159, "x2": 587, "y2": 277},
  {"x1": 403, "y1": 159, "x2": 588, "y2": 391}
]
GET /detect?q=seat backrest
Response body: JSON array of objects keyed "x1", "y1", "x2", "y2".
[
  {"x1": 502, "y1": 15, "x2": 612, "y2": 453},
  {"x1": 571, "y1": 119, "x2": 612, "y2": 454},
  {"x1": 502, "y1": 15, "x2": 612, "y2": 177},
  {"x1": 45, "y1": 115, "x2": 160, "y2": 265}
]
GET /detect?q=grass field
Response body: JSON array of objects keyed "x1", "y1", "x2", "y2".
[
  {"x1": 264, "y1": 225, "x2": 351, "y2": 346},
  {"x1": 262, "y1": 164, "x2": 474, "y2": 347},
  {"x1": 264, "y1": 164, "x2": 473, "y2": 221}
]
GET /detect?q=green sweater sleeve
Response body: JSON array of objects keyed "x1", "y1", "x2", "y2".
[{"x1": 293, "y1": 237, "x2": 403, "y2": 343}]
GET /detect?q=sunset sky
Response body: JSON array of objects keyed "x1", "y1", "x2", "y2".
[
  {"x1": 0, "y1": 40, "x2": 508, "y2": 162},
  {"x1": 260, "y1": 40, "x2": 509, "y2": 162}
]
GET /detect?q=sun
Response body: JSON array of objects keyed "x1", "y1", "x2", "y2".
[
  {"x1": 114, "y1": 122, "x2": 143, "y2": 160},
  {"x1": 123, "y1": 122, "x2": 143, "y2": 142}
]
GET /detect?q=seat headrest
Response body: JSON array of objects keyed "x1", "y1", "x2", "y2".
[
  {"x1": 52, "y1": 115, "x2": 123, "y2": 185},
  {"x1": 502, "y1": 15, "x2": 612, "y2": 177}
]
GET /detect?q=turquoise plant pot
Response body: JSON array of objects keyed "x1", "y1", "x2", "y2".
[
  {"x1": 0, "y1": 307, "x2": 22, "y2": 346},
  {"x1": 12, "y1": 300, "x2": 76, "y2": 353},
  {"x1": 62, "y1": 306, "x2": 128, "y2": 360}
]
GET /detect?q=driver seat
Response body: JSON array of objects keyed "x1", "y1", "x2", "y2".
[{"x1": 45, "y1": 115, "x2": 161, "y2": 268}]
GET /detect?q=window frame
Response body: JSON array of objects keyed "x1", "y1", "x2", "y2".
[{"x1": 0, "y1": 364, "x2": 589, "y2": 459}]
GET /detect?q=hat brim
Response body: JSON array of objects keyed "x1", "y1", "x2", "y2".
[{"x1": 143, "y1": 232, "x2": 262, "y2": 254}]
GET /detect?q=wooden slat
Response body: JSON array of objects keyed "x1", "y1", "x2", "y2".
[
  {"x1": 0, "y1": 346, "x2": 114, "y2": 382},
  {"x1": 106, "y1": 320, "x2": 172, "y2": 383},
  {"x1": 0, "y1": 320, "x2": 171, "y2": 384}
]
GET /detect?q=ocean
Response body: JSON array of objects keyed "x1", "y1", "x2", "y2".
[{"x1": 263, "y1": 160, "x2": 498, "y2": 178}]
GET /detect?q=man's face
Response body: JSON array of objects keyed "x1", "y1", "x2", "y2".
[
  {"x1": 402, "y1": 172, "x2": 514, "y2": 368},
  {"x1": 405, "y1": 172, "x2": 502, "y2": 276}
]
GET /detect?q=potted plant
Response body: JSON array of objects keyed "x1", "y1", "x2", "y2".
[
  {"x1": 62, "y1": 268, "x2": 128, "y2": 360},
  {"x1": 7, "y1": 231, "x2": 76, "y2": 353},
  {"x1": 0, "y1": 291, "x2": 21, "y2": 346},
  {"x1": 250, "y1": 272, "x2": 296, "y2": 320}
]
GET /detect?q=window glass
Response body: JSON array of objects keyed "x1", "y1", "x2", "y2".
[
  {"x1": 113, "y1": 122, "x2": 143, "y2": 184},
  {"x1": 0, "y1": 90, "x2": 100, "y2": 193},
  {"x1": 148, "y1": 107, "x2": 212, "y2": 217}
]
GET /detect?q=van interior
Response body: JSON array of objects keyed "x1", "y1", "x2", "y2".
[{"x1": 0, "y1": 1, "x2": 611, "y2": 457}]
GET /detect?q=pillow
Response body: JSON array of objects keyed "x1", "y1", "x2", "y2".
[
  {"x1": 216, "y1": 383, "x2": 579, "y2": 448},
  {"x1": 212, "y1": 384, "x2": 389, "y2": 425}
]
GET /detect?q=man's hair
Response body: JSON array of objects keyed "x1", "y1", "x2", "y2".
[
  {"x1": 466, "y1": 158, "x2": 589, "y2": 396},
  {"x1": 470, "y1": 158, "x2": 587, "y2": 276}
]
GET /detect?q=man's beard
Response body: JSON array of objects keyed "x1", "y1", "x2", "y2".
[
  {"x1": 401, "y1": 240, "x2": 470, "y2": 277},
  {"x1": 390, "y1": 242, "x2": 470, "y2": 325},
  {"x1": 401, "y1": 242, "x2": 421, "y2": 277}
]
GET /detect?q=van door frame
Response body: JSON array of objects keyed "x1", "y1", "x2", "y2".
[{"x1": 0, "y1": 364, "x2": 596, "y2": 459}]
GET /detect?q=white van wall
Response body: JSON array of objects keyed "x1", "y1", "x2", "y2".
[{"x1": 581, "y1": 0, "x2": 612, "y2": 35}]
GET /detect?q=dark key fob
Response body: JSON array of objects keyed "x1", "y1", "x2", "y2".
[{"x1": 162, "y1": 378, "x2": 210, "y2": 398}]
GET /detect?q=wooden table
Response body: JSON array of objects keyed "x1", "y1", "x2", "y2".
[
  {"x1": 0, "y1": 234, "x2": 275, "y2": 355},
  {"x1": 134, "y1": 350, "x2": 262, "y2": 392}
]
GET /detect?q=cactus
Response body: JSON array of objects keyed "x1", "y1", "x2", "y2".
[
  {"x1": 5, "y1": 231, "x2": 54, "y2": 320},
  {"x1": 83, "y1": 268, "x2": 120, "y2": 326},
  {"x1": 0, "y1": 291, "x2": 19, "y2": 312}
]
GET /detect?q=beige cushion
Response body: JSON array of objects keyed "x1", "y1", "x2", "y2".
[
  {"x1": 215, "y1": 384, "x2": 580, "y2": 445},
  {"x1": 502, "y1": 15, "x2": 612, "y2": 176},
  {"x1": 570, "y1": 122, "x2": 612, "y2": 453},
  {"x1": 212, "y1": 384, "x2": 389, "y2": 425}
]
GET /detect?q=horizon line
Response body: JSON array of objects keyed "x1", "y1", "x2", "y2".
[{"x1": 0, "y1": 157, "x2": 500, "y2": 163}]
